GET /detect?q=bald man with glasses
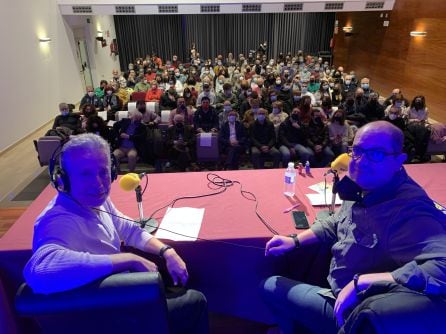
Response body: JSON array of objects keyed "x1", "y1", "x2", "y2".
[{"x1": 261, "y1": 121, "x2": 446, "y2": 333}]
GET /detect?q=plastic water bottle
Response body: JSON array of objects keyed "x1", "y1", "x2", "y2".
[
  {"x1": 284, "y1": 162, "x2": 296, "y2": 197},
  {"x1": 305, "y1": 161, "x2": 311, "y2": 174}
]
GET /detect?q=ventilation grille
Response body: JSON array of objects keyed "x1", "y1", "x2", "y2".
[
  {"x1": 365, "y1": 1, "x2": 385, "y2": 9},
  {"x1": 325, "y1": 2, "x2": 344, "y2": 10},
  {"x1": 115, "y1": 5, "x2": 135, "y2": 13},
  {"x1": 158, "y1": 5, "x2": 178, "y2": 13},
  {"x1": 72, "y1": 5, "x2": 92, "y2": 14},
  {"x1": 242, "y1": 4, "x2": 262, "y2": 12},
  {"x1": 201, "y1": 5, "x2": 220, "y2": 13},
  {"x1": 284, "y1": 3, "x2": 304, "y2": 11}
]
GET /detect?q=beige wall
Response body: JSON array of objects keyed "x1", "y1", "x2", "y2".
[{"x1": 0, "y1": 0, "x2": 84, "y2": 152}]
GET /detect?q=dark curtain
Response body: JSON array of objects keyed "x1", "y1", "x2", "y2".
[
  {"x1": 114, "y1": 13, "x2": 334, "y2": 69},
  {"x1": 114, "y1": 15, "x2": 185, "y2": 71}
]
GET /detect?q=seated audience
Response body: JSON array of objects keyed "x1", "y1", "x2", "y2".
[
  {"x1": 249, "y1": 108, "x2": 281, "y2": 169},
  {"x1": 360, "y1": 92, "x2": 384, "y2": 123},
  {"x1": 135, "y1": 100, "x2": 160, "y2": 126},
  {"x1": 102, "y1": 86, "x2": 120, "y2": 120},
  {"x1": 359, "y1": 77, "x2": 375, "y2": 98},
  {"x1": 85, "y1": 115, "x2": 110, "y2": 141},
  {"x1": 133, "y1": 75, "x2": 150, "y2": 92},
  {"x1": 80, "y1": 104, "x2": 97, "y2": 130},
  {"x1": 193, "y1": 96, "x2": 219, "y2": 134},
  {"x1": 216, "y1": 83, "x2": 237, "y2": 113},
  {"x1": 407, "y1": 95, "x2": 429, "y2": 124},
  {"x1": 52, "y1": 102, "x2": 82, "y2": 133},
  {"x1": 383, "y1": 88, "x2": 410, "y2": 108},
  {"x1": 169, "y1": 97, "x2": 194, "y2": 127},
  {"x1": 95, "y1": 80, "x2": 108, "y2": 99},
  {"x1": 269, "y1": 101, "x2": 288, "y2": 137},
  {"x1": 219, "y1": 109, "x2": 247, "y2": 170},
  {"x1": 111, "y1": 110, "x2": 146, "y2": 172},
  {"x1": 306, "y1": 109, "x2": 335, "y2": 167},
  {"x1": 261, "y1": 121, "x2": 446, "y2": 334},
  {"x1": 278, "y1": 108, "x2": 309, "y2": 166},
  {"x1": 23, "y1": 133, "x2": 208, "y2": 334},
  {"x1": 80, "y1": 86, "x2": 102, "y2": 110},
  {"x1": 328, "y1": 108, "x2": 349, "y2": 157},
  {"x1": 160, "y1": 85, "x2": 179, "y2": 111},
  {"x1": 196, "y1": 83, "x2": 216, "y2": 107},
  {"x1": 183, "y1": 87, "x2": 197, "y2": 107},
  {"x1": 145, "y1": 81, "x2": 163, "y2": 102},
  {"x1": 166, "y1": 114, "x2": 196, "y2": 171}
]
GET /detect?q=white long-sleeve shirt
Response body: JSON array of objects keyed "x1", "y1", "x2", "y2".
[{"x1": 23, "y1": 193, "x2": 152, "y2": 294}]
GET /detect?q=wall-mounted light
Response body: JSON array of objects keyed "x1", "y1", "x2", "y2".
[
  {"x1": 410, "y1": 31, "x2": 427, "y2": 37},
  {"x1": 39, "y1": 37, "x2": 51, "y2": 42},
  {"x1": 96, "y1": 31, "x2": 104, "y2": 42},
  {"x1": 342, "y1": 26, "x2": 353, "y2": 33}
]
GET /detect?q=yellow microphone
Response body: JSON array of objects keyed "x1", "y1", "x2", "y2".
[
  {"x1": 325, "y1": 153, "x2": 350, "y2": 176},
  {"x1": 119, "y1": 173, "x2": 145, "y2": 191}
]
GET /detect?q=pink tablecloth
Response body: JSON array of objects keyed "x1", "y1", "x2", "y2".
[{"x1": 1, "y1": 164, "x2": 446, "y2": 323}]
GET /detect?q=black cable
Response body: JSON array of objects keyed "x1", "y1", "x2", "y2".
[
  {"x1": 146, "y1": 172, "x2": 279, "y2": 235},
  {"x1": 92, "y1": 206, "x2": 265, "y2": 250}
]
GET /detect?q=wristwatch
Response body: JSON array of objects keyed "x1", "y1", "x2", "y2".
[
  {"x1": 353, "y1": 273, "x2": 361, "y2": 293},
  {"x1": 159, "y1": 245, "x2": 173, "y2": 258},
  {"x1": 287, "y1": 234, "x2": 300, "y2": 249}
]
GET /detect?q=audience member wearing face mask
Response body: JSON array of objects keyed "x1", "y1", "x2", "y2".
[{"x1": 219, "y1": 110, "x2": 247, "y2": 170}]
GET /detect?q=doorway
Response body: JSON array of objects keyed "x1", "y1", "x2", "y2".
[{"x1": 77, "y1": 40, "x2": 94, "y2": 89}]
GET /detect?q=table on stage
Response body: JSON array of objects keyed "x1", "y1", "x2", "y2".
[{"x1": 1, "y1": 164, "x2": 446, "y2": 324}]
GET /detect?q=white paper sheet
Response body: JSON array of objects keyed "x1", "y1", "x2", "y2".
[
  {"x1": 305, "y1": 192, "x2": 342, "y2": 206},
  {"x1": 155, "y1": 207, "x2": 205, "y2": 241},
  {"x1": 199, "y1": 133, "x2": 212, "y2": 147}
]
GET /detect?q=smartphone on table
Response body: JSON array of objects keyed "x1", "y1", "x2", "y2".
[{"x1": 292, "y1": 211, "x2": 310, "y2": 229}]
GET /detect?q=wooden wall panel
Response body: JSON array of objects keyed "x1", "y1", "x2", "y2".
[{"x1": 333, "y1": 0, "x2": 446, "y2": 123}]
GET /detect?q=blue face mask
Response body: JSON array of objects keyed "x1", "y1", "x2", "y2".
[
  {"x1": 270, "y1": 95, "x2": 277, "y2": 102},
  {"x1": 257, "y1": 114, "x2": 266, "y2": 122},
  {"x1": 293, "y1": 96, "x2": 301, "y2": 102},
  {"x1": 228, "y1": 115, "x2": 236, "y2": 123},
  {"x1": 361, "y1": 83, "x2": 369, "y2": 90},
  {"x1": 301, "y1": 88, "x2": 308, "y2": 94}
]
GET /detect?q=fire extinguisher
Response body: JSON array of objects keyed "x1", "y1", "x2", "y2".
[{"x1": 110, "y1": 39, "x2": 118, "y2": 56}]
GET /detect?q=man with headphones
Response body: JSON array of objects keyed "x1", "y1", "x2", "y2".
[{"x1": 23, "y1": 133, "x2": 208, "y2": 334}]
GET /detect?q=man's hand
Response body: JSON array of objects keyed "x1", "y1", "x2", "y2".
[
  {"x1": 334, "y1": 280, "x2": 358, "y2": 327},
  {"x1": 163, "y1": 248, "x2": 189, "y2": 286},
  {"x1": 265, "y1": 235, "x2": 295, "y2": 256},
  {"x1": 334, "y1": 272, "x2": 395, "y2": 327}
]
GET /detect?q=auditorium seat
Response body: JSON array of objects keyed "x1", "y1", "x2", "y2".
[
  {"x1": 15, "y1": 272, "x2": 169, "y2": 334},
  {"x1": 33, "y1": 136, "x2": 63, "y2": 166}
]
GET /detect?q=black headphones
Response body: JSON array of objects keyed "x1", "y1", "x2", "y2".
[{"x1": 49, "y1": 144, "x2": 118, "y2": 192}]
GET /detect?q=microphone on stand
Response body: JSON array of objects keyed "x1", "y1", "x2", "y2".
[
  {"x1": 324, "y1": 153, "x2": 350, "y2": 176},
  {"x1": 119, "y1": 172, "x2": 159, "y2": 233},
  {"x1": 317, "y1": 153, "x2": 351, "y2": 220}
]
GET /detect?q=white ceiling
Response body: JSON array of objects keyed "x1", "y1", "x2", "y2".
[{"x1": 58, "y1": 0, "x2": 395, "y2": 15}]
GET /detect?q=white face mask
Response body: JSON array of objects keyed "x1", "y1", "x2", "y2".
[
  {"x1": 87, "y1": 92, "x2": 94, "y2": 97},
  {"x1": 389, "y1": 114, "x2": 398, "y2": 120}
]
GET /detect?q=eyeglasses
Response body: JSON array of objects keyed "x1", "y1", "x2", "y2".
[{"x1": 348, "y1": 146, "x2": 400, "y2": 163}]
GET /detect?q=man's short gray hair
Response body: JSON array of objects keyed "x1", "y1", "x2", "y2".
[{"x1": 60, "y1": 133, "x2": 110, "y2": 171}]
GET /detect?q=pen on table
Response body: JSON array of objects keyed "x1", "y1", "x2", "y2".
[{"x1": 283, "y1": 203, "x2": 300, "y2": 213}]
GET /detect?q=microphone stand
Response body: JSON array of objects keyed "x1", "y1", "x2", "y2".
[
  {"x1": 135, "y1": 185, "x2": 158, "y2": 233},
  {"x1": 316, "y1": 171, "x2": 340, "y2": 220},
  {"x1": 329, "y1": 171, "x2": 340, "y2": 215}
]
